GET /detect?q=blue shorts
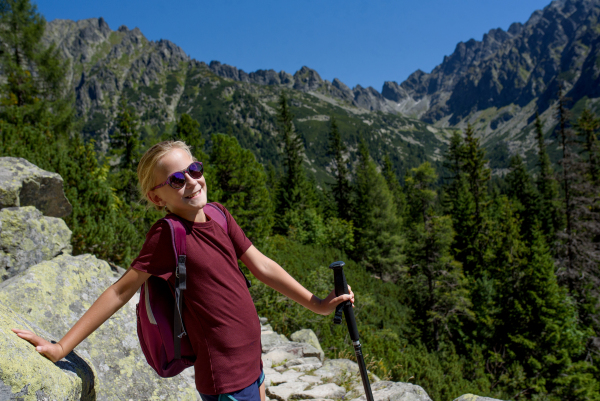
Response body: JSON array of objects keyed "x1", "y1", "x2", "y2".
[{"x1": 199, "y1": 371, "x2": 265, "y2": 401}]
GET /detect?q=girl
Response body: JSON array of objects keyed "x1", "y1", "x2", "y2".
[{"x1": 13, "y1": 140, "x2": 354, "y2": 401}]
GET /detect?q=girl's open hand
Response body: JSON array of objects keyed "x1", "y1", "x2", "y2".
[
  {"x1": 12, "y1": 329, "x2": 66, "y2": 363},
  {"x1": 317, "y1": 285, "x2": 355, "y2": 315}
]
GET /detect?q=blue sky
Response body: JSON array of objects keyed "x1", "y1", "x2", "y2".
[{"x1": 38, "y1": 0, "x2": 551, "y2": 91}]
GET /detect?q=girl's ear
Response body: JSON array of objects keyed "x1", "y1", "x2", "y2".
[{"x1": 147, "y1": 191, "x2": 165, "y2": 207}]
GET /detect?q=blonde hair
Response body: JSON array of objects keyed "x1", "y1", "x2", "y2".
[{"x1": 137, "y1": 140, "x2": 197, "y2": 211}]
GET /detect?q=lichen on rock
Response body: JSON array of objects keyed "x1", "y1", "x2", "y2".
[
  {"x1": 0, "y1": 253, "x2": 199, "y2": 400},
  {"x1": 0, "y1": 206, "x2": 72, "y2": 281},
  {"x1": 0, "y1": 300, "x2": 96, "y2": 401}
]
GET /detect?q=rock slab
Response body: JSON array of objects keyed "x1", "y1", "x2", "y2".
[
  {"x1": 349, "y1": 381, "x2": 432, "y2": 401},
  {"x1": 0, "y1": 157, "x2": 72, "y2": 217},
  {"x1": 0, "y1": 206, "x2": 72, "y2": 281},
  {"x1": 291, "y1": 383, "x2": 346, "y2": 399},
  {"x1": 266, "y1": 381, "x2": 308, "y2": 401},
  {"x1": 0, "y1": 253, "x2": 199, "y2": 401},
  {"x1": 290, "y1": 329, "x2": 324, "y2": 361},
  {"x1": 313, "y1": 359, "x2": 359, "y2": 379},
  {"x1": 0, "y1": 300, "x2": 96, "y2": 401}
]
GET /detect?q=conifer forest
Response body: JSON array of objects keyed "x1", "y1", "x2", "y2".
[{"x1": 2, "y1": 0, "x2": 600, "y2": 399}]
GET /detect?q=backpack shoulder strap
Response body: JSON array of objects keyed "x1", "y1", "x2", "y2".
[
  {"x1": 204, "y1": 203, "x2": 251, "y2": 288},
  {"x1": 204, "y1": 203, "x2": 228, "y2": 233},
  {"x1": 161, "y1": 214, "x2": 188, "y2": 359},
  {"x1": 162, "y1": 215, "x2": 187, "y2": 265}
]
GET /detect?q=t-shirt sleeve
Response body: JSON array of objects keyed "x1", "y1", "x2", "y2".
[
  {"x1": 213, "y1": 203, "x2": 253, "y2": 258},
  {"x1": 130, "y1": 219, "x2": 177, "y2": 280}
]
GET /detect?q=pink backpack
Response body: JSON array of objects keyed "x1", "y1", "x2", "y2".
[{"x1": 136, "y1": 203, "x2": 251, "y2": 377}]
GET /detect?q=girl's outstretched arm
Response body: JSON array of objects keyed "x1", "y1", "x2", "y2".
[
  {"x1": 12, "y1": 267, "x2": 151, "y2": 362},
  {"x1": 240, "y1": 245, "x2": 354, "y2": 315}
]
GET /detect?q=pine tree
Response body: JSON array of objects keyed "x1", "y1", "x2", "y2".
[
  {"x1": 441, "y1": 130, "x2": 474, "y2": 268},
  {"x1": 494, "y1": 225, "x2": 593, "y2": 399},
  {"x1": 555, "y1": 86, "x2": 577, "y2": 275},
  {"x1": 534, "y1": 112, "x2": 561, "y2": 241},
  {"x1": 574, "y1": 108, "x2": 600, "y2": 184},
  {"x1": 382, "y1": 153, "x2": 405, "y2": 219},
  {"x1": 327, "y1": 116, "x2": 351, "y2": 221},
  {"x1": 442, "y1": 130, "x2": 465, "y2": 206},
  {"x1": 276, "y1": 92, "x2": 305, "y2": 212},
  {"x1": 405, "y1": 162, "x2": 437, "y2": 225},
  {"x1": 565, "y1": 107, "x2": 600, "y2": 329},
  {"x1": 444, "y1": 131, "x2": 465, "y2": 182},
  {"x1": 174, "y1": 113, "x2": 207, "y2": 161},
  {"x1": 404, "y1": 162, "x2": 472, "y2": 349},
  {"x1": 505, "y1": 154, "x2": 540, "y2": 243},
  {"x1": 445, "y1": 125, "x2": 491, "y2": 277},
  {"x1": 209, "y1": 133, "x2": 273, "y2": 243},
  {"x1": 463, "y1": 124, "x2": 490, "y2": 226},
  {"x1": 110, "y1": 98, "x2": 141, "y2": 203},
  {"x1": 0, "y1": 0, "x2": 71, "y2": 160},
  {"x1": 352, "y1": 138, "x2": 404, "y2": 279},
  {"x1": 59, "y1": 134, "x2": 141, "y2": 264}
]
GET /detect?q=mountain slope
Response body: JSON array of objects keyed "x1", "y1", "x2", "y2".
[
  {"x1": 43, "y1": 18, "x2": 451, "y2": 183},
  {"x1": 381, "y1": 0, "x2": 600, "y2": 160},
  {"x1": 43, "y1": 0, "x2": 600, "y2": 175}
]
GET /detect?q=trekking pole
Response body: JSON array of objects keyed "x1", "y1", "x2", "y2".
[{"x1": 329, "y1": 261, "x2": 374, "y2": 401}]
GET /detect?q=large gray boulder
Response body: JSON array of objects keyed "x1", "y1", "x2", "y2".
[
  {"x1": 349, "y1": 381, "x2": 432, "y2": 401},
  {"x1": 0, "y1": 206, "x2": 72, "y2": 281},
  {"x1": 290, "y1": 328, "x2": 324, "y2": 361},
  {"x1": 0, "y1": 300, "x2": 96, "y2": 400},
  {"x1": 0, "y1": 253, "x2": 199, "y2": 400},
  {"x1": 0, "y1": 157, "x2": 72, "y2": 217},
  {"x1": 262, "y1": 329, "x2": 290, "y2": 352}
]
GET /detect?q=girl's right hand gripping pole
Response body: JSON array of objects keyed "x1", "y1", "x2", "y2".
[{"x1": 329, "y1": 261, "x2": 374, "y2": 401}]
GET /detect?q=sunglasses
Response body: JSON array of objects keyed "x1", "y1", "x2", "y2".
[{"x1": 151, "y1": 161, "x2": 204, "y2": 190}]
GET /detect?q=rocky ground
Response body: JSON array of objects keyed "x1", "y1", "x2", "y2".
[
  {"x1": 257, "y1": 319, "x2": 434, "y2": 401},
  {"x1": 0, "y1": 157, "x2": 500, "y2": 400}
]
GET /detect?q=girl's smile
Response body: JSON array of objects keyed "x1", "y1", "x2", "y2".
[{"x1": 185, "y1": 189, "x2": 202, "y2": 199}]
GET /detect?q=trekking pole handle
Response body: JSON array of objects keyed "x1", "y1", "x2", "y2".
[{"x1": 329, "y1": 261, "x2": 360, "y2": 341}]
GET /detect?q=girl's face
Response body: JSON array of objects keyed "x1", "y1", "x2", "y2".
[{"x1": 147, "y1": 148, "x2": 208, "y2": 222}]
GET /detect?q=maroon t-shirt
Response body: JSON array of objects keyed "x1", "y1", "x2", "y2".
[{"x1": 131, "y1": 203, "x2": 261, "y2": 394}]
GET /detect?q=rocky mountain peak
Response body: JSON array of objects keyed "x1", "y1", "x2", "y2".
[
  {"x1": 293, "y1": 66, "x2": 323, "y2": 91},
  {"x1": 507, "y1": 22, "x2": 524, "y2": 36},
  {"x1": 40, "y1": 0, "x2": 600, "y2": 170},
  {"x1": 379, "y1": 0, "x2": 600, "y2": 134},
  {"x1": 332, "y1": 78, "x2": 351, "y2": 93}
]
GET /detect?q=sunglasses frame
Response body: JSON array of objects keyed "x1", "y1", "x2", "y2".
[{"x1": 151, "y1": 161, "x2": 204, "y2": 191}]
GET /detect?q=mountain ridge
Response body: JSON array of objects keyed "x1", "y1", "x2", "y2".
[
  {"x1": 381, "y1": 0, "x2": 600, "y2": 126},
  {"x1": 43, "y1": 16, "x2": 451, "y2": 184},
  {"x1": 42, "y1": 0, "x2": 600, "y2": 176}
]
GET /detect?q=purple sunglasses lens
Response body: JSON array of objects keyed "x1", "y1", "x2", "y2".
[
  {"x1": 188, "y1": 162, "x2": 203, "y2": 178},
  {"x1": 168, "y1": 172, "x2": 186, "y2": 188}
]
